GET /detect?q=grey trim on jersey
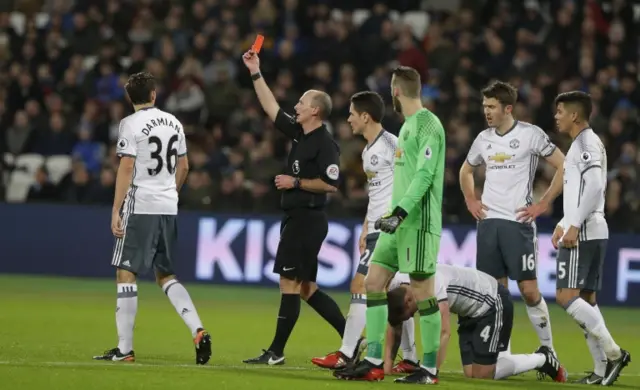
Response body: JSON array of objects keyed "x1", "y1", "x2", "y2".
[
  {"x1": 178, "y1": 153, "x2": 187, "y2": 157},
  {"x1": 118, "y1": 153, "x2": 137, "y2": 158},
  {"x1": 365, "y1": 129, "x2": 386, "y2": 151},
  {"x1": 541, "y1": 144, "x2": 556, "y2": 157},
  {"x1": 526, "y1": 154, "x2": 538, "y2": 206},
  {"x1": 494, "y1": 120, "x2": 519, "y2": 137}
]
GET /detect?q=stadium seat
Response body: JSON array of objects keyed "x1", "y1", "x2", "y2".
[
  {"x1": 5, "y1": 170, "x2": 34, "y2": 203},
  {"x1": 46, "y1": 155, "x2": 73, "y2": 184},
  {"x1": 402, "y1": 11, "x2": 430, "y2": 38},
  {"x1": 352, "y1": 9, "x2": 371, "y2": 26},
  {"x1": 3, "y1": 152, "x2": 14, "y2": 187},
  {"x1": 14, "y1": 154, "x2": 45, "y2": 175}
]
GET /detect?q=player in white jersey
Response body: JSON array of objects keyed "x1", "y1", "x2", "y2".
[
  {"x1": 93, "y1": 72, "x2": 211, "y2": 365},
  {"x1": 312, "y1": 91, "x2": 417, "y2": 372},
  {"x1": 552, "y1": 91, "x2": 630, "y2": 386},
  {"x1": 459, "y1": 81, "x2": 564, "y2": 354},
  {"x1": 385, "y1": 264, "x2": 567, "y2": 382}
]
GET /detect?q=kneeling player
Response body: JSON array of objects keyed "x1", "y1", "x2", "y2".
[{"x1": 385, "y1": 264, "x2": 567, "y2": 382}]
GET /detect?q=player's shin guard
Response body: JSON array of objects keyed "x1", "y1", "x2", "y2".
[
  {"x1": 116, "y1": 283, "x2": 138, "y2": 354},
  {"x1": 364, "y1": 292, "x2": 387, "y2": 365},
  {"x1": 339, "y1": 293, "x2": 367, "y2": 358},
  {"x1": 162, "y1": 279, "x2": 204, "y2": 337},
  {"x1": 418, "y1": 297, "x2": 440, "y2": 375},
  {"x1": 565, "y1": 298, "x2": 621, "y2": 361},
  {"x1": 526, "y1": 297, "x2": 554, "y2": 349}
]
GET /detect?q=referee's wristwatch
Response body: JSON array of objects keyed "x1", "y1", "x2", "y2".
[{"x1": 293, "y1": 177, "x2": 300, "y2": 188}]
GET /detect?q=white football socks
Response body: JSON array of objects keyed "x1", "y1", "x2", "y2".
[
  {"x1": 401, "y1": 317, "x2": 418, "y2": 363},
  {"x1": 339, "y1": 294, "x2": 367, "y2": 358},
  {"x1": 566, "y1": 298, "x2": 621, "y2": 361},
  {"x1": 585, "y1": 304, "x2": 608, "y2": 376},
  {"x1": 526, "y1": 297, "x2": 554, "y2": 349},
  {"x1": 162, "y1": 279, "x2": 204, "y2": 337},
  {"x1": 494, "y1": 353, "x2": 545, "y2": 380},
  {"x1": 116, "y1": 283, "x2": 138, "y2": 354}
]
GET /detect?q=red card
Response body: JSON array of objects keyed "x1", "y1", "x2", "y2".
[{"x1": 252, "y1": 34, "x2": 264, "y2": 53}]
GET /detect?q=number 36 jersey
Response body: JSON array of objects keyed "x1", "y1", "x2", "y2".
[{"x1": 116, "y1": 107, "x2": 187, "y2": 215}]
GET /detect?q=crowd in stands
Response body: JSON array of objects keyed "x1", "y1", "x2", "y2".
[{"x1": 1, "y1": 0, "x2": 639, "y2": 232}]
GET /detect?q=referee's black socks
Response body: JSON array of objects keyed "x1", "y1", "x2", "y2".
[
  {"x1": 306, "y1": 290, "x2": 346, "y2": 337},
  {"x1": 269, "y1": 294, "x2": 301, "y2": 356}
]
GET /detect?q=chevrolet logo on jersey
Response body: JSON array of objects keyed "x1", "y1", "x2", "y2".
[
  {"x1": 488, "y1": 152, "x2": 513, "y2": 163},
  {"x1": 395, "y1": 148, "x2": 403, "y2": 158},
  {"x1": 394, "y1": 148, "x2": 404, "y2": 166}
]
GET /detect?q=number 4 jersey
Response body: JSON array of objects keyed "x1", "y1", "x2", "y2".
[{"x1": 116, "y1": 107, "x2": 187, "y2": 215}]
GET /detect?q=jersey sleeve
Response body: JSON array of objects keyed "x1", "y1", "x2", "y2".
[
  {"x1": 274, "y1": 109, "x2": 302, "y2": 139},
  {"x1": 397, "y1": 117, "x2": 444, "y2": 216},
  {"x1": 466, "y1": 134, "x2": 484, "y2": 166},
  {"x1": 566, "y1": 143, "x2": 605, "y2": 228},
  {"x1": 575, "y1": 143, "x2": 603, "y2": 173},
  {"x1": 177, "y1": 129, "x2": 187, "y2": 157},
  {"x1": 531, "y1": 126, "x2": 556, "y2": 157},
  {"x1": 435, "y1": 278, "x2": 448, "y2": 302},
  {"x1": 116, "y1": 119, "x2": 137, "y2": 158},
  {"x1": 384, "y1": 134, "x2": 398, "y2": 165},
  {"x1": 317, "y1": 137, "x2": 341, "y2": 186}
]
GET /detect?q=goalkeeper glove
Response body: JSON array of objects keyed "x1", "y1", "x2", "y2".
[{"x1": 374, "y1": 207, "x2": 408, "y2": 234}]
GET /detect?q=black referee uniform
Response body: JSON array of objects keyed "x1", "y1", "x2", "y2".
[{"x1": 273, "y1": 109, "x2": 340, "y2": 282}]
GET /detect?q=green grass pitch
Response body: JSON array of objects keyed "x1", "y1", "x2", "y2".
[{"x1": 0, "y1": 275, "x2": 637, "y2": 389}]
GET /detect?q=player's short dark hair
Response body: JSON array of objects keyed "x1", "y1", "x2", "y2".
[
  {"x1": 554, "y1": 91, "x2": 592, "y2": 120},
  {"x1": 310, "y1": 90, "x2": 332, "y2": 120},
  {"x1": 387, "y1": 286, "x2": 409, "y2": 327},
  {"x1": 350, "y1": 91, "x2": 385, "y2": 123},
  {"x1": 392, "y1": 66, "x2": 422, "y2": 98},
  {"x1": 481, "y1": 81, "x2": 518, "y2": 107},
  {"x1": 125, "y1": 72, "x2": 156, "y2": 105}
]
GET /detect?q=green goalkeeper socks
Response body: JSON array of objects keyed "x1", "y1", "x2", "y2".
[
  {"x1": 419, "y1": 297, "x2": 441, "y2": 373},
  {"x1": 365, "y1": 292, "x2": 388, "y2": 362}
]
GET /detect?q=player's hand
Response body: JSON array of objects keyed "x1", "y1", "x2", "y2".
[
  {"x1": 465, "y1": 198, "x2": 488, "y2": 220},
  {"x1": 516, "y1": 201, "x2": 549, "y2": 223},
  {"x1": 561, "y1": 225, "x2": 579, "y2": 248},
  {"x1": 551, "y1": 225, "x2": 564, "y2": 250},
  {"x1": 111, "y1": 212, "x2": 124, "y2": 238},
  {"x1": 242, "y1": 50, "x2": 260, "y2": 74},
  {"x1": 358, "y1": 229, "x2": 367, "y2": 255},
  {"x1": 274, "y1": 174, "x2": 295, "y2": 190}
]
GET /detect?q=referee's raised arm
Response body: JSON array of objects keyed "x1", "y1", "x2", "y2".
[{"x1": 242, "y1": 50, "x2": 298, "y2": 139}]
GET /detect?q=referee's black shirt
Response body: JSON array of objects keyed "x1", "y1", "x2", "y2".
[{"x1": 274, "y1": 109, "x2": 340, "y2": 211}]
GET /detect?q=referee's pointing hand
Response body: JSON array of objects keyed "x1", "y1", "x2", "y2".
[{"x1": 275, "y1": 175, "x2": 295, "y2": 190}]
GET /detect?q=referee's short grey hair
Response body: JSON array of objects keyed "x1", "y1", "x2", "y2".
[{"x1": 309, "y1": 90, "x2": 332, "y2": 120}]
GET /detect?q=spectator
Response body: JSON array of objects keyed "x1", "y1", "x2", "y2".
[{"x1": 26, "y1": 166, "x2": 58, "y2": 203}]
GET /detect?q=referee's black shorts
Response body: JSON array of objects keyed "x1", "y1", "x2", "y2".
[{"x1": 273, "y1": 208, "x2": 328, "y2": 282}]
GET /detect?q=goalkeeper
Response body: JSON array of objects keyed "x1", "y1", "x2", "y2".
[{"x1": 334, "y1": 66, "x2": 446, "y2": 385}]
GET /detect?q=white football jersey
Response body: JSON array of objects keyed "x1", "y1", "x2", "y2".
[
  {"x1": 466, "y1": 121, "x2": 556, "y2": 221},
  {"x1": 435, "y1": 264, "x2": 499, "y2": 318},
  {"x1": 116, "y1": 107, "x2": 187, "y2": 215},
  {"x1": 559, "y1": 128, "x2": 608, "y2": 240},
  {"x1": 362, "y1": 130, "x2": 397, "y2": 233}
]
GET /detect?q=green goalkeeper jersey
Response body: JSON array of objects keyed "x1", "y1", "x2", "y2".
[{"x1": 392, "y1": 108, "x2": 445, "y2": 234}]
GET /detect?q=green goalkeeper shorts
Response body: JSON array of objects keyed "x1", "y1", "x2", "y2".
[{"x1": 369, "y1": 227, "x2": 439, "y2": 275}]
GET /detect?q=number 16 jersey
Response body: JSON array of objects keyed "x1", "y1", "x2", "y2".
[{"x1": 116, "y1": 107, "x2": 187, "y2": 215}]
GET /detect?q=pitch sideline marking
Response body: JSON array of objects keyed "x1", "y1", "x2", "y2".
[{"x1": 0, "y1": 361, "x2": 638, "y2": 377}]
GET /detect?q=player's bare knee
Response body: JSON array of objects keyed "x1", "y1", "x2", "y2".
[
  {"x1": 350, "y1": 273, "x2": 366, "y2": 295},
  {"x1": 155, "y1": 271, "x2": 174, "y2": 287},
  {"x1": 518, "y1": 280, "x2": 541, "y2": 306},
  {"x1": 580, "y1": 290, "x2": 596, "y2": 305},
  {"x1": 409, "y1": 273, "x2": 435, "y2": 301},
  {"x1": 472, "y1": 364, "x2": 495, "y2": 379},
  {"x1": 462, "y1": 365, "x2": 473, "y2": 378},
  {"x1": 116, "y1": 268, "x2": 136, "y2": 284},
  {"x1": 364, "y1": 265, "x2": 391, "y2": 293},
  {"x1": 300, "y1": 281, "x2": 317, "y2": 300},
  {"x1": 555, "y1": 288, "x2": 580, "y2": 308}
]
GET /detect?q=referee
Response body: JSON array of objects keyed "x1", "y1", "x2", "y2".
[{"x1": 241, "y1": 50, "x2": 347, "y2": 365}]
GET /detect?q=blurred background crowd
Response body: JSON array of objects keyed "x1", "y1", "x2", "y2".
[{"x1": 0, "y1": 0, "x2": 639, "y2": 232}]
